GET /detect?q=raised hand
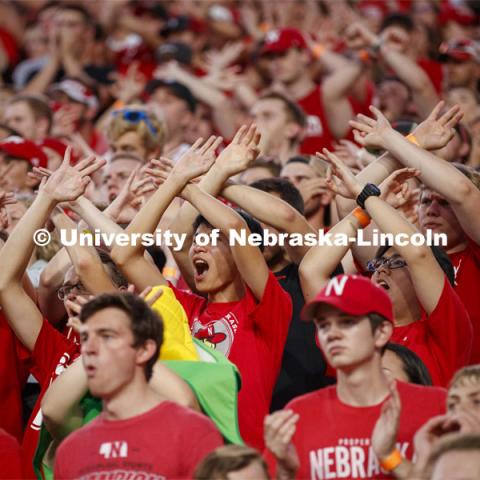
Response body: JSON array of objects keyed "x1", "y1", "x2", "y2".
[
  {"x1": 371, "y1": 382, "x2": 401, "y2": 460},
  {"x1": 144, "y1": 158, "x2": 173, "y2": 187},
  {"x1": 170, "y1": 135, "x2": 223, "y2": 184},
  {"x1": 214, "y1": 124, "x2": 261, "y2": 177},
  {"x1": 264, "y1": 410, "x2": 300, "y2": 476},
  {"x1": 412, "y1": 101, "x2": 464, "y2": 151},
  {"x1": 41, "y1": 148, "x2": 106, "y2": 202},
  {"x1": 65, "y1": 293, "x2": 94, "y2": 337},
  {"x1": 317, "y1": 149, "x2": 364, "y2": 199},
  {"x1": 0, "y1": 190, "x2": 16, "y2": 229},
  {"x1": 138, "y1": 285, "x2": 164, "y2": 307},
  {"x1": 345, "y1": 22, "x2": 379, "y2": 50},
  {"x1": 109, "y1": 61, "x2": 146, "y2": 103},
  {"x1": 380, "y1": 168, "x2": 421, "y2": 209},
  {"x1": 349, "y1": 106, "x2": 393, "y2": 150}
]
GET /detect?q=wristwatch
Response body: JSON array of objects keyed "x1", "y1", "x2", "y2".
[{"x1": 356, "y1": 183, "x2": 381, "y2": 209}]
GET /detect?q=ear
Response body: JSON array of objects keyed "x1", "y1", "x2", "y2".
[
  {"x1": 135, "y1": 339, "x2": 158, "y2": 368},
  {"x1": 374, "y1": 321, "x2": 393, "y2": 350}
]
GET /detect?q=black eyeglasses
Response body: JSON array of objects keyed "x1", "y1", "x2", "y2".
[
  {"x1": 367, "y1": 256, "x2": 407, "y2": 273},
  {"x1": 111, "y1": 109, "x2": 158, "y2": 136},
  {"x1": 57, "y1": 282, "x2": 86, "y2": 301}
]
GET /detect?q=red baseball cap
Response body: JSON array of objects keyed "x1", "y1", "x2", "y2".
[
  {"x1": 260, "y1": 28, "x2": 307, "y2": 55},
  {"x1": 0, "y1": 136, "x2": 48, "y2": 168},
  {"x1": 301, "y1": 274, "x2": 394, "y2": 323},
  {"x1": 49, "y1": 79, "x2": 99, "y2": 110}
]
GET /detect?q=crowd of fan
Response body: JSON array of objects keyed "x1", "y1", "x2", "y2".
[{"x1": 0, "y1": 0, "x2": 479, "y2": 479}]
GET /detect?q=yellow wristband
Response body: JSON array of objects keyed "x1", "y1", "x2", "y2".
[
  {"x1": 406, "y1": 133, "x2": 420, "y2": 146},
  {"x1": 351, "y1": 207, "x2": 371, "y2": 229},
  {"x1": 379, "y1": 448, "x2": 403, "y2": 472}
]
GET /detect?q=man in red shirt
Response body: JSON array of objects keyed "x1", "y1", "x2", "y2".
[
  {"x1": 111, "y1": 127, "x2": 293, "y2": 450},
  {"x1": 54, "y1": 292, "x2": 222, "y2": 478},
  {"x1": 0, "y1": 148, "x2": 105, "y2": 477},
  {"x1": 265, "y1": 275, "x2": 446, "y2": 479}
]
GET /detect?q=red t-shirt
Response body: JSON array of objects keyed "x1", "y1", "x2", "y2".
[
  {"x1": 297, "y1": 85, "x2": 335, "y2": 154},
  {"x1": 449, "y1": 240, "x2": 480, "y2": 364},
  {"x1": 0, "y1": 312, "x2": 30, "y2": 440},
  {"x1": 266, "y1": 381, "x2": 446, "y2": 479},
  {"x1": 54, "y1": 400, "x2": 223, "y2": 479},
  {"x1": 0, "y1": 428, "x2": 22, "y2": 479},
  {"x1": 390, "y1": 276, "x2": 472, "y2": 387},
  {"x1": 22, "y1": 319, "x2": 79, "y2": 479},
  {"x1": 171, "y1": 271, "x2": 292, "y2": 450}
]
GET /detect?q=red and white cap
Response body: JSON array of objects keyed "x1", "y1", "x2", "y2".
[
  {"x1": 0, "y1": 136, "x2": 48, "y2": 168},
  {"x1": 49, "y1": 79, "x2": 99, "y2": 110},
  {"x1": 301, "y1": 274, "x2": 394, "y2": 323},
  {"x1": 260, "y1": 28, "x2": 307, "y2": 55}
]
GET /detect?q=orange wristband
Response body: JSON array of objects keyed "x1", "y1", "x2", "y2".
[
  {"x1": 311, "y1": 43, "x2": 326, "y2": 60},
  {"x1": 406, "y1": 133, "x2": 420, "y2": 146},
  {"x1": 379, "y1": 448, "x2": 403, "y2": 472},
  {"x1": 351, "y1": 207, "x2": 371, "y2": 228},
  {"x1": 358, "y1": 49, "x2": 371, "y2": 63},
  {"x1": 162, "y1": 266, "x2": 178, "y2": 278}
]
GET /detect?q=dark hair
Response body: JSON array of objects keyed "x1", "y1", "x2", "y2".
[
  {"x1": 374, "y1": 244, "x2": 455, "y2": 286},
  {"x1": 258, "y1": 92, "x2": 307, "y2": 128},
  {"x1": 97, "y1": 249, "x2": 129, "y2": 289},
  {"x1": 193, "y1": 209, "x2": 265, "y2": 252},
  {"x1": 245, "y1": 156, "x2": 281, "y2": 178},
  {"x1": 286, "y1": 155, "x2": 310, "y2": 166},
  {"x1": 145, "y1": 80, "x2": 197, "y2": 113},
  {"x1": 80, "y1": 292, "x2": 163, "y2": 381},
  {"x1": 194, "y1": 445, "x2": 268, "y2": 480},
  {"x1": 384, "y1": 342, "x2": 433, "y2": 385},
  {"x1": 8, "y1": 95, "x2": 53, "y2": 132},
  {"x1": 380, "y1": 13, "x2": 414, "y2": 33},
  {"x1": 250, "y1": 177, "x2": 305, "y2": 215}
]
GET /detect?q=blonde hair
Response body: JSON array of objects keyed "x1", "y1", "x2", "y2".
[
  {"x1": 449, "y1": 365, "x2": 480, "y2": 390},
  {"x1": 107, "y1": 106, "x2": 166, "y2": 155}
]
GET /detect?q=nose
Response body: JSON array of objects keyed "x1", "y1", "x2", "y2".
[{"x1": 426, "y1": 199, "x2": 441, "y2": 217}]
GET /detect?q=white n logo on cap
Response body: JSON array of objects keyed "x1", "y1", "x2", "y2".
[{"x1": 325, "y1": 276, "x2": 348, "y2": 297}]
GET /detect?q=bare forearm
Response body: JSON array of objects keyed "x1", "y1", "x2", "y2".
[
  {"x1": 183, "y1": 184, "x2": 244, "y2": 236},
  {"x1": 22, "y1": 56, "x2": 60, "y2": 94},
  {"x1": 0, "y1": 192, "x2": 55, "y2": 285},
  {"x1": 300, "y1": 214, "x2": 359, "y2": 302},
  {"x1": 336, "y1": 152, "x2": 401, "y2": 218},
  {"x1": 74, "y1": 196, "x2": 123, "y2": 235}
]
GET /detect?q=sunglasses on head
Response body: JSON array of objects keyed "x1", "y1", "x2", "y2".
[{"x1": 112, "y1": 109, "x2": 158, "y2": 136}]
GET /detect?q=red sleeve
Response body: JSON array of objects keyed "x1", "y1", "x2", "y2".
[
  {"x1": 251, "y1": 271, "x2": 292, "y2": 336},
  {"x1": 30, "y1": 319, "x2": 79, "y2": 387},
  {"x1": 0, "y1": 429, "x2": 22, "y2": 478},
  {"x1": 427, "y1": 277, "x2": 473, "y2": 377}
]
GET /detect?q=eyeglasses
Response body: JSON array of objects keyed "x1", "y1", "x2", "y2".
[
  {"x1": 367, "y1": 256, "x2": 407, "y2": 273},
  {"x1": 58, "y1": 282, "x2": 86, "y2": 301},
  {"x1": 111, "y1": 109, "x2": 158, "y2": 136}
]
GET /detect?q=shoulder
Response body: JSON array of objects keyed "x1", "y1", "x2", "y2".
[
  {"x1": 56, "y1": 416, "x2": 102, "y2": 454},
  {"x1": 397, "y1": 381, "x2": 447, "y2": 404},
  {"x1": 286, "y1": 386, "x2": 335, "y2": 412},
  {"x1": 161, "y1": 401, "x2": 218, "y2": 429}
]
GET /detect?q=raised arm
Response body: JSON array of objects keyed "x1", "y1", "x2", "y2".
[
  {"x1": 182, "y1": 182, "x2": 269, "y2": 301},
  {"x1": 0, "y1": 149, "x2": 104, "y2": 350},
  {"x1": 352, "y1": 104, "x2": 480, "y2": 244},
  {"x1": 51, "y1": 211, "x2": 117, "y2": 295},
  {"x1": 221, "y1": 183, "x2": 314, "y2": 263},
  {"x1": 322, "y1": 149, "x2": 445, "y2": 314},
  {"x1": 111, "y1": 137, "x2": 221, "y2": 291},
  {"x1": 166, "y1": 125, "x2": 261, "y2": 289}
]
